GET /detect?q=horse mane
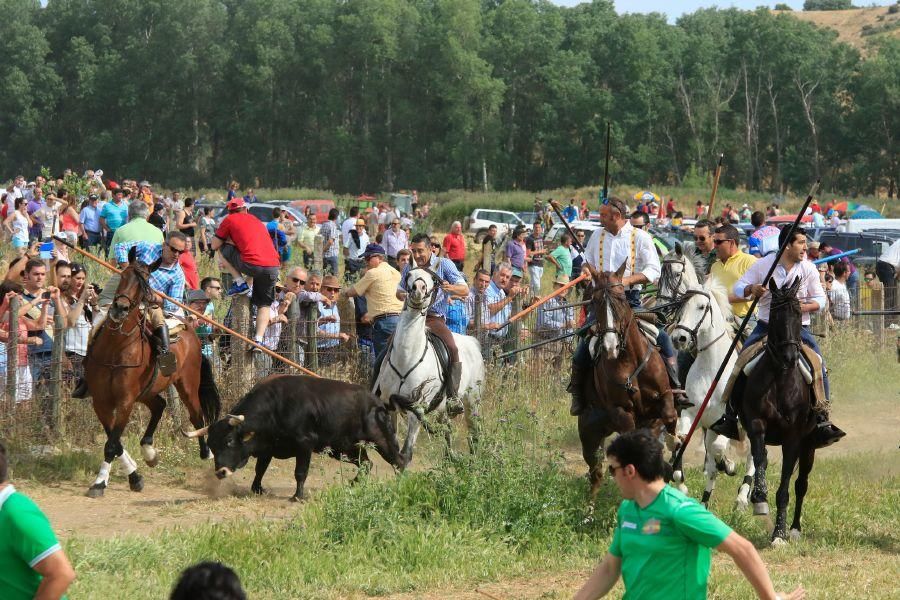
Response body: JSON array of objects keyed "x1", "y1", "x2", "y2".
[
  {"x1": 703, "y1": 276, "x2": 733, "y2": 327},
  {"x1": 679, "y1": 243, "x2": 705, "y2": 282}
]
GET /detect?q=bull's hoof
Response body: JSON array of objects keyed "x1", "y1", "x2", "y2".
[
  {"x1": 200, "y1": 448, "x2": 213, "y2": 460},
  {"x1": 86, "y1": 482, "x2": 106, "y2": 498},
  {"x1": 753, "y1": 501, "x2": 769, "y2": 516},
  {"x1": 128, "y1": 472, "x2": 144, "y2": 492},
  {"x1": 771, "y1": 536, "x2": 787, "y2": 548},
  {"x1": 251, "y1": 486, "x2": 266, "y2": 496},
  {"x1": 288, "y1": 494, "x2": 304, "y2": 503}
]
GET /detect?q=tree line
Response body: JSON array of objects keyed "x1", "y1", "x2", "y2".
[{"x1": 1, "y1": 0, "x2": 897, "y2": 196}]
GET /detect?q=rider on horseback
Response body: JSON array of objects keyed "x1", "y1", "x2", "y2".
[
  {"x1": 396, "y1": 233, "x2": 470, "y2": 415},
  {"x1": 112, "y1": 233, "x2": 188, "y2": 376},
  {"x1": 568, "y1": 197, "x2": 684, "y2": 416},
  {"x1": 711, "y1": 226, "x2": 846, "y2": 448}
]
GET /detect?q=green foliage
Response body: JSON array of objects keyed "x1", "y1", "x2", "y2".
[
  {"x1": 803, "y1": 0, "x2": 854, "y2": 10},
  {"x1": 0, "y1": 2, "x2": 896, "y2": 197},
  {"x1": 775, "y1": 3, "x2": 793, "y2": 9}
]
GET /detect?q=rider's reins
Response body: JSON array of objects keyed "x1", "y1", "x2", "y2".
[
  {"x1": 91, "y1": 266, "x2": 154, "y2": 369},
  {"x1": 592, "y1": 281, "x2": 654, "y2": 395}
]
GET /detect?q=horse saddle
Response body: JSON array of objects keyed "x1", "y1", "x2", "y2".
[
  {"x1": 142, "y1": 317, "x2": 185, "y2": 342},
  {"x1": 721, "y1": 339, "x2": 828, "y2": 411},
  {"x1": 370, "y1": 330, "x2": 451, "y2": 408}
]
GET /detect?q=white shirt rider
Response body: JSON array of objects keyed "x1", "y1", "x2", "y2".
[
  {"x1": 733, "y1": 248, "x2": 826, "y2": 326},
  {"x1": 583, "y1": 201, "x2": 660, "y2": 290}
]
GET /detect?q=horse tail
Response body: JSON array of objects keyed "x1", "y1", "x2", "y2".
[{"x1": 198, "y1": 356, "x2": 221, "y2": 425}]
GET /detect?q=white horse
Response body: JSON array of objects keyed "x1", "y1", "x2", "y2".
[
  {"x1": 653, "y1": 243, "x2": 704, "y2": 307},
  {"x1": 669, "y1": 280, "x2": 755, "y2": 509},
  {"x1": 373, "y1": 267, "x2": 485, "y2": 464}
]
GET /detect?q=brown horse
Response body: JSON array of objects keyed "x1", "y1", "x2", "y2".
[
  {"x1": 84, "y1": 249, "x2": 220, "y2": 497},
  {"x1": 578, "y1": 263, "x2": 677, "y2": 499}
]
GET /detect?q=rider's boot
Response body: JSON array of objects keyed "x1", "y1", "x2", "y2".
[
  {"x1": 568, "y1": 366, "x2": 587, "y2": 416},
  {"x1": 445, "y1": 361, "x2": 464, "y2": 418},
  {"x1": 71, "y1": 377, "x2": 89, "y2": 399},
  {"x1": 665, "y1": 359, "x2": 692, "y2": 411},
  {"x1": 153, "y1": 325, "x2": 178, "y2": 376},
  {"x1": 710, "y1": 402, "x2": 741, "y2": 440},
  {"x1": 812, "y1": 409, "x2": 846, "y2": 449}
]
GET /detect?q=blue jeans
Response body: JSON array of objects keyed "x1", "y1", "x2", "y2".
[
  {"x1": 372, "y1": 314, "x2": 398, "y2": 360},
  {"x1": 846, "y1": 269, "x2": 859, "y2": 301},
  {"x1": 84, "y1": 230, "x2": 103, "y2": 250},
  {"x1": 744, "y1": 321, "x2": 829, "y2": 399},
  {"x1": 324, "y1": 255, "x2": 339, "y2": 276}
]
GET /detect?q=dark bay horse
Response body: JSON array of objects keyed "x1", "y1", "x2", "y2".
[
  {"x1": 84, "y1": 250, "x2": 220, "y2": 497},
  {"x1": 731, "y1": 277, "x2": 817, "y2": 545},
  {"x1": 578, "y1": 263, "x2": 678, "y2": 500}
]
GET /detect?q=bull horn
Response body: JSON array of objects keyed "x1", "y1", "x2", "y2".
[
  {"x1": 226, "y1": 414, "x2": 245, "y2": 426},
  {"x1": 182, "y1": 426, "x2": 209, "y2": 439}
]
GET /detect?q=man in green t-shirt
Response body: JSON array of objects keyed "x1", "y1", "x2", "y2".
[
  {"x1": 573, "y1": 430, "x2": 804, "y2": 600},
  {"x1": 547, "y1": 232, "x2": 574, "y2": 278},
  {"x1": 0, "y1": 442, "x2": 75, "y2": 599}
]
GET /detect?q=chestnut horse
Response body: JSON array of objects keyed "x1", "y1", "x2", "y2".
[
  {"x1": 84, "y1": 250, "x2": 220, "y2": 497},
  {"x1": 578, "y1": 263, "x2": 677, "y2": 500}
]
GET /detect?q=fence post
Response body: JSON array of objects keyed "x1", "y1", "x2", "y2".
[
  {"x1": 230, "y1": 295, "x2": 253, "y2": 394},
  {"x1": 304, "y1": 302, "x2": 319, "y2": 372},
  {"x1": 49, "y1": 312, "x2": 65, "y2": 434},
  {"x1": 509, "y1": 295, "x2": 522, "y2": 364},
  {"x1": 872, "y1": 282, "x2": 884, "y2": 345},
  {"x1": 473, "y1": 292, "x2": 486, "y2": 359},
  {"x1": 6, "y1": 297, "x2": 19, "y2": 409},
  {"x1": 313, "y1": 235, "x2": 323, "y2": 273}
]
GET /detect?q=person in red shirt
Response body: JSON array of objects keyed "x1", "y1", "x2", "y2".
[
  {"x1": 211, "y1": 197, "x2": 281, "y2": 349},
  {"x1": 442, "y1": 221, "x2": 466, "y2": 271},
  {"x1": 178, "y1": 236, "x2": 200, "y2": 290}
]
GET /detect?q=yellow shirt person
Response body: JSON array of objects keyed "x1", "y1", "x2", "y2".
[{"x1": 710, "y1": 250, "x2": 757, "y2": 318}]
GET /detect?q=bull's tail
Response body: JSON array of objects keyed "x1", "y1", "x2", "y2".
[{"x1": 199, "y1": 356, "x2": 221, "y2": 425}]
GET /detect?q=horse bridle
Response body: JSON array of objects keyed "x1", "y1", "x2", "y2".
[
  {"x1": 593, "y1": 281, "x2": 633, "y2": 355},
  {"x1": 403, "y1": 267, "x2": 441, "y2": 316},
  {"x1": 658, "y1": 256, "x2": 689, "y2": 304},
  {"x1": 107, "y1": 266, "x2": 154, "y2": 332},
  {"x1": 671, "y1": 289, "x2": 724, "y2": 354},
  {"x1": 765, "y1": 295, "x2": 802, "y2": 371}
]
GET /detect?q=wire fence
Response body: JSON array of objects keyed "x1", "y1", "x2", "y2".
[{"x1": 1, "y1": 266, "x2": 895, "y2": 447}]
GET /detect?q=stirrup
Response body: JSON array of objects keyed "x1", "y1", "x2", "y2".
[
  {"x1": 445, "y1": 397, "x2": 464, "y2": 418},
  {"x1": 158, "y1": 351, "x2": 177, "y2": 376}
]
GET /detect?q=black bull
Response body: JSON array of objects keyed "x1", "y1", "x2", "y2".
[{"x1": 184, "y1": 375, "x2": 415, "y2": 502}]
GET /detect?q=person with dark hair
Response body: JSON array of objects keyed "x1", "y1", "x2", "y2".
[
  {"x1": 629, "y1": 211, "x2": 648, "y2": 230},
  {"x1": 0, "y1": 441, "x2": 77, "y2": 599},
  {"x1": 170, "y1": 561, "x2": 245, "y2": 600},
  {"x1": 175, "y1": 196, "x2": 196, "y2": 241},
  {"x1": 341, "y1": 205, "x2": 361, "y2": 248},
  {"x1": 396, "y1": 232, "x2": 469, "y2": 414},
  {"x1": 712, "y1": 226, "x2": 845, "y2": 448},
  {"x1": 710, "y1": 224, "x2": 757, "y2": 321},
  {"x1": 573, "y1": 430, "x2": 804, "y2": 600},
  {"x1": 479, "y1": 224, "x2": 500, "y2": 275},
  {"x1": 817, "y1": 241, "x2": 859, "y2": 300},
  {"x1": 828, "y1": 262, "x2": 851, "y2": 321},
  {"x1": 748, "y1": 211, "x2": 780, "y2": 258},
  {"x1": 571, "y1": 197, "x2": 682, "y2": 417},
  {"x1": 692, "y1": 219, "x2": 717, "y2": 276},
  {"x1": 320, "y1": 208, "x2": 341, "y2": 275},
  {"x1": 524, "y1": 222, "x2": 546, "y2": 296},
  {"x1": 546, "y1": 233, "x2": 573, "y2": 279}
]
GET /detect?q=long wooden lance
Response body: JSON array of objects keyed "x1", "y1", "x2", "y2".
[
  {"x1": 54, "y1": 236, "x2": 321, "y2": 378},
  {"x1": 671, "y1": 180, "x2": 819, "y2": 470},
  {"x1": 705, "y1": 154, "x2": 725, "y2": 219},
  {"x1": 601, "y1": 121, "x2": 611, "y2": 205},
  {"x1": 548, "y1": 200, "x2": 586, "y2": 254},
  {"x1": 494, "y1": 272, "x2": 589, "y2": 331}
]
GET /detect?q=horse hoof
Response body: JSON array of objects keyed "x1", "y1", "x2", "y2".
[
  {"x1": 288, "y1": 494, "x2": 304, "y2": 503},
  {"x1": 128, "y1": 472, "x2": 144, "y2": 493},
  {"x1": 789, "y1": 528, "x2": 802, "y2": 541},
  {"x1": 716, "y1": 458, "x2": 736, "y2": 476},
  {"x1": 141, "y1": 445, "x2": 159, "y2": 468},
  {"x1": 86, "y1": 483, "x2": 106, "y2": 498},
  {"x1": 735, "y1": 497, "x2": 749, "y2": 512},
  {"x1": 251, "y1": 486, "x2": 266, "y2": 496},
  {"x1": 771, "y1": 536, "x2": 787, "y2": 548},
  {"x1": 753, "y1": 502, "x2": 769, "y2": 516},
  {"x1": 676, "y1": 483, "x2": 689, "y2": 494}
]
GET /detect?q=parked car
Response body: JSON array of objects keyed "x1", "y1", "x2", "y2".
[
  {"x1": 464, "y1": 209, "x2": 529, "y2": 243},
  {"x1": 810, "y1": 229, "x2": 899, "y2": 268},
  {"x1": 517, "y1": 211, "x2": 539, "y2": 226},
  {"x1": 268, "y1": 199, "x2": 336, "y2": 224},
  {"x1": 543, "y1": 220, "x2": 602, "y2": 251}
]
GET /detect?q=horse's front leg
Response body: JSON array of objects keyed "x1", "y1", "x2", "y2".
[
  {"x1": 772, "y1": 442, "x2": 801, "y2": 546},
  {"x1": 400, "y1": 411, "x2": 422, "y2": 465},
  {"x1": 789, "y1": 443, "x2": 816, "y2": 542},
  {"x1": 735, "y1": 445, "x2": 756, "y2": 511},
  {"x1": 747, "y1": 420, "x2": 769, "y2": 516},
  {"x1": 139, "y1": 394, "x2": 166, "y2": 468},
  {"x1": 700, "y1": 428, "x2": 721, "y2": 507}
]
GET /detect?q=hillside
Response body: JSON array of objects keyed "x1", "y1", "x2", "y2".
[{"x1": 776, "y1": 5, "x2": 900, "y2": 50}]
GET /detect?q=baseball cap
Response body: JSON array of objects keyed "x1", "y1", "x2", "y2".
[
  {"x1": 185, "y1": 289, "x2": 209, "y2": 303},
  {"x1": 363, "y1": 243, "x2": 386, "y2": 258},
  {"x1": 554, "y1": 274, "x2": 570, "y2": 286},
  {"x1": 226, "y1": 197, "x2": 246, "y2": 211},
  {"x1": 355, "y1": 218, "x2": 366, "y2": 226}
]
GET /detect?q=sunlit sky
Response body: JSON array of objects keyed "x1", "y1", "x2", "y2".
[{"x1": 553, "y1": 1, "x2": 894, "y2": 22}]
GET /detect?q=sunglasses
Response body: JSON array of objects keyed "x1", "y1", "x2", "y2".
[
  {"x1": 207, "y1": 286, "x2": 221, "y2": 291},
  {"x1": 324, "y1": 286, "x2": 339, "y2": 291},
  {"x1": 166, "y1": 244, "x2": 185, "y2": 255},
  {"x1": 290, "y1": 277, "x2": 306, "y2": 284},
  {"x1": 713, "y1": 239, "x2": 733, "y2": 245},
  {"x1": 608, "y1": 464, "x2": 624, "y2": 477},
  {"x1": 694, "y1": 236, "x2": 707, "y2": 242}
]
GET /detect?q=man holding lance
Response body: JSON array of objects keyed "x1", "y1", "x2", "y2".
[
  {"x1": 568, "y1": 196, "x2": 683, "y2": 416},
  {"x1": 711, "y1": 225, "x2": 845, "y2": 448}
]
